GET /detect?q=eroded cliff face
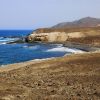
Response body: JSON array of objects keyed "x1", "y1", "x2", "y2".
[
  {"x1": 26, "y1": 32, "x2": 68, "y2": 42},
  {"x1": 26, "y1": 28, "x2": 100, "y2": 43}
]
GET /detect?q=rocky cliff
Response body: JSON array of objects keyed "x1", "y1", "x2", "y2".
[
  {"x1": 26, "y1": 17, "x2": 100, "y2": 43},
  {"x1": 26, "y1": 32, "x2": 68, "y2": 42},
  {"x1": 26, "y1": 27, "x2": 100, "y2": 43}
]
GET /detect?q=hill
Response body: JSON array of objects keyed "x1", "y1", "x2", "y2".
[
  {"x1": 26, "y1": 17, "x2": 100, "y2": 46},
  {"x1": 52, "y1": 17, "x2": 100, "y2": 28}
]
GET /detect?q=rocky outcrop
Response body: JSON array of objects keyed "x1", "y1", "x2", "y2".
[
  {"x1": 26, "y1": 17, "x2": 100, "y2": 43},
  {"x1": 26, "y1": 29, "x2": 100, "y2": 43},
  {"x1": 26, "y1": 32, "x2": 68, "y2": 42},
  {"x1": 26, "y1": 29, "x2": 100, "y2": 42}
]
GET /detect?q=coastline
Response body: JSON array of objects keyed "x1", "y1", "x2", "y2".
[
  {"x1": 63, "y1": 42, "x2": 100, "y2": 52},
  {"x1": 0, "y1": 42, "x2": 88, "y2": 72},
  {"x1": 0, "y1": 42, "x2": 86, "y2": 68},
  {"x1": 0, "y1": 50, "x2": 100, "y2": 99},
  {"x1": 0, "y1": 40, "x2": 100, "y2": 99},
  {"x1": 0, "y1": 57, "x2": 56, "y2": 72},
  {"x1": 0, "y1": 47, "x2": 99, "y2": 72}
]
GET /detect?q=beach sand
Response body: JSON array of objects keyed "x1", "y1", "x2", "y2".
[{"x1": 0, "y1": 52, "x2": 100, "y2": 100}]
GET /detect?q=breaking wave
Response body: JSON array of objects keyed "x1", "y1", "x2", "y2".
[
  {"x1": 0, "y1": 37, "x2": 19, "y2": 45},
  {"x1": 23, "y1": 45, "x2": 40, "y2": 50},
  {"x1": 46, "y1": 46, "x2": 84, "y2": 53}
]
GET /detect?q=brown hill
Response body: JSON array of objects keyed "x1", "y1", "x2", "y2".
[
  {"x1": 34, "y1": 27, "x2": 100, "y2": 33},
  {"x1": 26, "y1": 17, "x2": 100, "y2": 45},
  {"x1": 52, "y1": 17, "x2": 100, "y2": 28}
]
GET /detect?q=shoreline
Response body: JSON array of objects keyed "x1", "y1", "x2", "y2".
[
  {"x1": 0, "y1": 42, "x2": 88, "y2": 71},
  {"x1": 0, "y1": 51, "x2": 100, "y2": 99},
  {"x1": 0, "y1": 42, "x2": 86, "y2": 67},
  {"x1": 0, "y1": 48, "x2": 100, "y2": 72},
  {"x1": 0, "y1": 57, "x2": 56, "y2": 72},
  {"x1": 0, "y1": 42, "x2": 100, "y2": 72}
]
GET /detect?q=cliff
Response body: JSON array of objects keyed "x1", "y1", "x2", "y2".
[
  {"x1": 26, "y1": 32, "x2": 68, "y2": 42},
  {"x1": 26, "y1": 17, "x2": 100, "y2": 44},
  {"x1": 26, "y1": 27, "x2": 100, "y2": 44}
]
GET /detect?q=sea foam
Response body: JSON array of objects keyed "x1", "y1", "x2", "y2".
[
  {"x1": 23, "y1": 45, "x2": 40, "y2": 50},
  {"x1": 46, "y1": 46, "x2": 84, "y2": 53},
  {"x1": 0, "y1": 37, "x2": 19, "y2": 45}
]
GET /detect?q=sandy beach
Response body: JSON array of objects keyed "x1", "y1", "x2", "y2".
[{"x1": 0, "y1": 51, "x2": 100, "y2": 100}]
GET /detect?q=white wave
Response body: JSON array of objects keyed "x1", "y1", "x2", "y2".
[
  {"x1": 46, "y1": 47, "x2": 84, "y2": 53},
  {"x1": 23, "y1": 45, "x2": 40, "y2": 50},
  {"x1": 0, "y1": 37, "x2": 19, "y2": 45},
  {"x1": 0, "y1": 42, "x2": 7, "y2": 45}
]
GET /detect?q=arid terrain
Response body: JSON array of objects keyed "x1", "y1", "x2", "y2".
[
  {"x1": 0, "y1": 52, "x2": 100, "y2": 100},
  {"x1": 0, "y1": 17, "x2": 100, "y2": 100}
]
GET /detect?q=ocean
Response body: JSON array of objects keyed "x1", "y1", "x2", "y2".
[{"x1": 0, "y1": 30, "x2": 83, "y2": 66}]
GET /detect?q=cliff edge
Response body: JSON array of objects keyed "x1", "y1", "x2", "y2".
[{"x1": 26, "y1": 17, "x2": 100, "y2": 45}]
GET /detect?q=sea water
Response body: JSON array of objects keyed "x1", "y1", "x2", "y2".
[{"x1": 0, "y1": 30, "x2": 83, "y2": 66}]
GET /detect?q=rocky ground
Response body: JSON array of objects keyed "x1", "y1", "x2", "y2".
[
  {"x1": 67, "y1": 36, "x2": 100, "y2": 47},
  {"x1": 0, "y1": 52, "x2": 100, "y2": 100}
]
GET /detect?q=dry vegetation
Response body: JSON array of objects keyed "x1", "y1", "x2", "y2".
[
  {"x1": 33, "y1": 27, "x2": 100, "y2": 46},
  {"x1": 35, "y1": 27, "x2": 100, "y2": 33},
  {"x1": 0, "y1": 26, "x2": 100, "y2": 100},
  {"x1": 0, "y1": 53, "x2": 100, "y2": 100},
  {"x1": 67, "y1": 36, "x2": 100, "y2": 47}
]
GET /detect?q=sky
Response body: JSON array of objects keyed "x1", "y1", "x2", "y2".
[{"x1": 0, "y1": 0, "x2": 100, "y2": 30}]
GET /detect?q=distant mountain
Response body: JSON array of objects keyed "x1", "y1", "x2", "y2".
[{"x1": 52, "y1": 17, "x2": 100, "y2": 28}]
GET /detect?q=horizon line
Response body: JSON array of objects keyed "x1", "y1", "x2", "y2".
[{"x1": 0, "y1": 29, "x2": 34, "y2": 30}]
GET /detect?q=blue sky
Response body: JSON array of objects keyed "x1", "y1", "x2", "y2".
[{"x1": 0, "y1": 0, "x2": 100, "y2": 29}]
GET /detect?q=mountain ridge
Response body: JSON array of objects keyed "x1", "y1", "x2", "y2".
[{"x1": 52, "y1": 17, "x2": 100, "y2": 28}]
